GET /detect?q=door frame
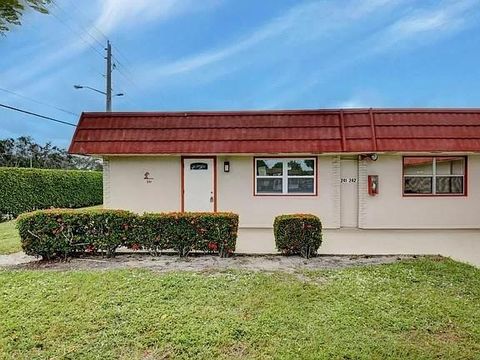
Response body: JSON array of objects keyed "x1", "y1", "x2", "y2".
[{"x1": 181, "y1": 156, "x2": 217, "y2": 212}]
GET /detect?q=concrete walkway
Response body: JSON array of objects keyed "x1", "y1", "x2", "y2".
[{"x1": 0, "y1": 252, "x2": 37, "y2": 267}]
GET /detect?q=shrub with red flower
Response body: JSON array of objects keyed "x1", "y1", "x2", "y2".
[
  {"x1": 130, "y1": 243, "x2": 141, "y2": 251},
  {"x1": 207, "y1": 241, "x2": 218, "y2": 251},
  {"x1": 17, "y1": 210, "x2": 238, "y2": 259}
]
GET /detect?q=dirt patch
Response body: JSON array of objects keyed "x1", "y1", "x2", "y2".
[
  {"x1": 4, "y1": 253, "x2": 419, "y2": 272},
  {"x1": 404, "y1": 323, "x2": 466, "y2": 345},
  {"x1": 220, "y1": 341, "x2": 249, "y2": 359}
]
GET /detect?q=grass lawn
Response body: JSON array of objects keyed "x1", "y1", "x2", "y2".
[
  {"x1": 0, "y1": 221, "x2": 21, "y2": 254},
  {"x1": 0, "y1": 258, "x2": 479, "y2": 359},
  {"x1": 0, "y1": 205, "x2": 103, "y2": 255}
]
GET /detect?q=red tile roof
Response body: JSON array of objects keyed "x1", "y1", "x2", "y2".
[{"x1": 68, "y1": 109, "x2": 480, "y2": 155}]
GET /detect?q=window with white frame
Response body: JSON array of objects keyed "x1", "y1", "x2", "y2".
[
  {"x1": 255, "y1": 158, "x2": 316, "y2": 195},
  {"x1": 403, "y1": 156, "x2": 466, "y2": 195}
]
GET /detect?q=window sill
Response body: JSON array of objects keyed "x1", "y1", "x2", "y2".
[
  {"x1": 402, "y1": 194, "x2": 467, "y2": 198},
  {"x1": 254, "y1": 193, "x2": 318, "y2": 197}
]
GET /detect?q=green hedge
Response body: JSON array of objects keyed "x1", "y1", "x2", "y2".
[
  {"x1": 0, "y1": 167, "x2": 102, "y2": 218},
  {"x1": 17, "y1": 209, "x2": 135, "y2": 259},
  {"x1": 17, "y1": 210, "x2": 239, "y2": 259},
  {"x1": 273, "y1": 214, "x2": 322, "y2": 258},
  {"x1": 136, "y1": 213, "x2": 238, "y2": 257}
]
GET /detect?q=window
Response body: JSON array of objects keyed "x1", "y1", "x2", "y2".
[
  {"x1": 255, "y1": 158, "x2": 316, "y2": 195},
  {"x1": 403, "y1": 157, "x2": 466, "y2": 196}
]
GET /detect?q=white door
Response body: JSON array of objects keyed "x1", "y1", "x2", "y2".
[
  {"x1": 340, "y1": 159, "x2": 358, "y2": 227},
  {"x1": 183, "y1": 158, "x2": 215, "y2": 212}
]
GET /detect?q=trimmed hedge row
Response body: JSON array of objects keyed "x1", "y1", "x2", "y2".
[
  {"x1": 0, "y1": 167, "x2": 102, "y2": 218},
  {"x1": 17, "y1": 209, "x2": 132, "y2": 259},
  {"x1": 17, "y1": 210, "x2": 239, "y2": 259},
  {"x1": 274, "y1": 214, "x2": 322, "y2": 258},
  {"x1": 137, "y1": 213, "x2": 238, "y2": 257}
]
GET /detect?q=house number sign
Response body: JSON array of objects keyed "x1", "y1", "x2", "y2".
[
  {"x1": 144, "y1": 172, "x2": 154, "y2": 184},
  {"x1": 341, "y1": 178, "x2": 357, "y2": 183}
]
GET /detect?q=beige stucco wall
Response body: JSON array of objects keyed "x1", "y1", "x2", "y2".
[
  {"x1": 216, "y1": 156, "x2": 340, "y2": 228},
  {"x1": 104, "y1": 156, "x2": 181, "y2": 213},
  {"x1": 104, "y1": 154, "x2": 480, "y2": 229},
  {"x1": 237, "y1": 228, "x2": 480, "y2": 266},
  {"x1": 104, "y1": 155, "x2": 341, "y2": 227},
  {"x1": 359, "y1": 155, "x2": 480, "y2": 229},
  {"x1": 102, "y1": 154, "x2": 480, "y2": 265}
]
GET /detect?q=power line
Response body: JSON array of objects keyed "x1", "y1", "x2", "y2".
[
  {"x1": 110, "y1": 53, "x2": 141, "y2": 91},
  {"x1": 0, "y1": 87, "x2": 78, "y2": 117},
  {"x1": 114, "y1": 64, "x2": 139, "y2": 90},
  {"x1": 49, "y1": 1, "x2": 105, "y2": 59},
  {"x1": 112, "y1": 47, "x2": 134, "y2": 68},
  {"x1": 53, "y1": 0, "x2": 138, "y2": 89},
  {"x1": 47, "y1": 1, "x2": 140, "y2": 105},
  {"x1": 0, "y1": 103, "x2": 76, "y2": 127},
  {"x1": 62, "y1": 0, "x2": 134, "y2": 69},
  {"x1": 107, "y1": 53, "x2": 138, "y2": 89},
  {"x1": 46, "y1": 4, "x2": 105, "y2": 79},
  {"x1": 51, "y1": 0, "x2": 105, "y2": 49},
  {"x1": 64, "y1": 0, "x2": 109, "y2": 41}
]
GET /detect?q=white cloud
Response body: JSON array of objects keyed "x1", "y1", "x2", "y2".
[
  {"x1": 144, "y1": 2, "x2": 308, "y2": 78},
  {"x1": 337, "y1": 98, "x2": 370, "y2": 109},
  {"x1": 0, "y1": 0, "x2": 221, "y2": 93},
  {"x1": 266, "y1": 0, "x2": 480, "y2": 108},
  {"x1": 370, "y1": 0, "x2": 477, "y2": 52},
  {"x1": 94, "y1": 0, "x2": 221, "y2": 34},
  {"x1": 144, "y1": 0, "x2": 402, "y2": 80},
  {"x1": 334, "y1": 90, "x2": 386, "y2": 109}
]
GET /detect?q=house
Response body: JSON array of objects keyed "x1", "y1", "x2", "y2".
[{"x1": 69, "y1": 108, "x2": 480, "y2": 265}]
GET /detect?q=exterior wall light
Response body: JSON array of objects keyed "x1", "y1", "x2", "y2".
[
  {"x1": 360, "y1": 153, "x2": 378, "y2": 161},
  {"x1": 224, "y1": 161, "x2": 230, "y2": 173}
]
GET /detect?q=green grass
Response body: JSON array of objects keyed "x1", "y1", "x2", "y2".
[
  {"x1": 0, "y1": 258, "x2": 479, "y2": 359},
  {"x1": 0, "y1": 205, "x2": 103, "y2": 255},
  {"x1": 0, "y1": 221, "x2": 21, "y2": 254}
]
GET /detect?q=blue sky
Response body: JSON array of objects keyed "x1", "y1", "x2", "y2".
[{"x1": 1, "y1": 0, "x2": 480, "y2": 148}]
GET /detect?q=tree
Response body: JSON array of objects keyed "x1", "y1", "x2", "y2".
[
  {"x1": 0, "y1": 136, "x2": 102, "y2": 170},
  {"x1": 0, "y1": 0, "x2": 50, "y2": 34}
]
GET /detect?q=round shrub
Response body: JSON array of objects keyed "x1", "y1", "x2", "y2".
[{"x1": 273, "y1": 214, "x2": 322, "y2": 258}]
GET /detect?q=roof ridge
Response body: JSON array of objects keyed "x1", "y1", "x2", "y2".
[{"x1": 80, "y1": 108, "x2": 480, "y2": 118}]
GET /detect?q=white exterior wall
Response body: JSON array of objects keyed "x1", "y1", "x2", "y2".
[
  {"x1": 104, "y1": 156, "x2": 181, "y2": 213},
  {"x1": 104, "y1": 155, "x2": 341, "y2": 225},
  {"x1": 216, "y1": 156, "x2": 340, "y2": 228},
  {"x1": 237, "y1": 228, "x2": 480, "y2": 266},
  {"x1": 103, "y1": 154, "x2": 480, "y2": 265},
  {"x1": 360, "y1": 155, "x2": 480, "y2": 229}
]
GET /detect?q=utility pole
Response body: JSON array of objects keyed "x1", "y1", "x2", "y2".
[
  {"x1": 74, "y1": 40, "x2": 124, "y2": 110},
  {"x1": 105, "y1": 40, "x2": 112, "y2": 112}
]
